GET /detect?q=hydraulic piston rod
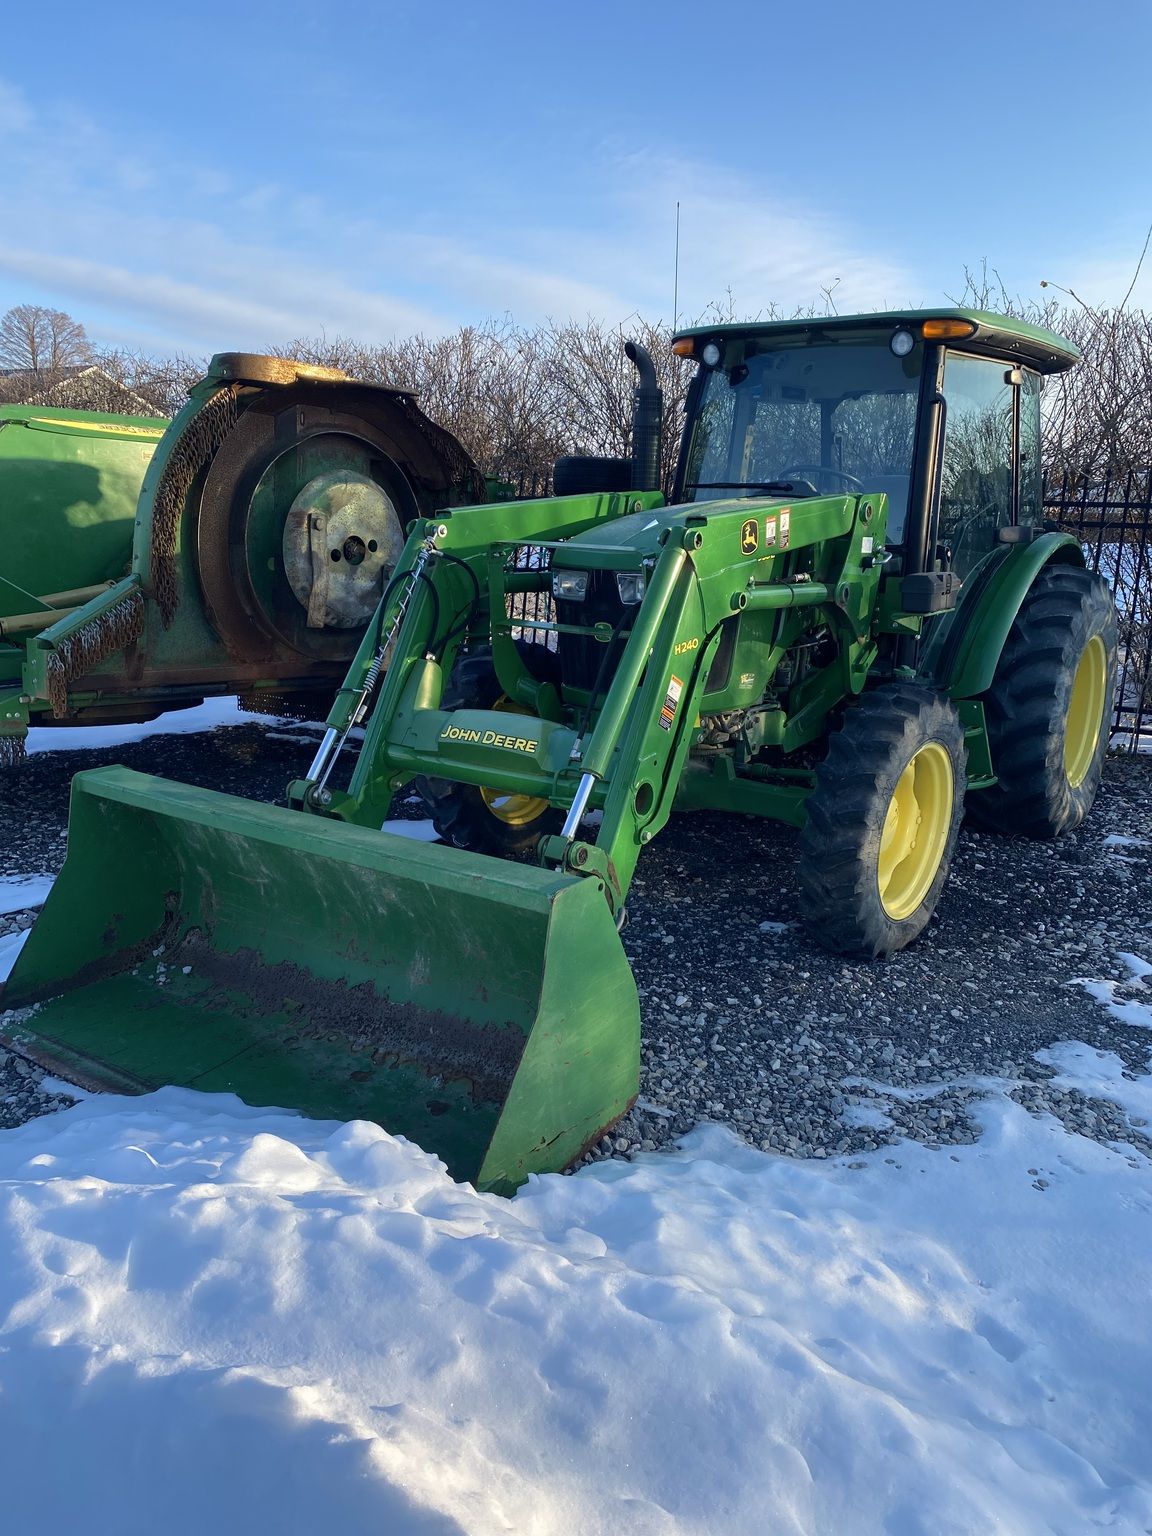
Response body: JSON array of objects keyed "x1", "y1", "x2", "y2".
[{"x1": 305, "y1": 536, "x2": 439, "y2": 799}]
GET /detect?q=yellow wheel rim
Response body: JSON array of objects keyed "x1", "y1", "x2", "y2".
[
  {"x1": 877, "y1": 742, "x2": 954, "y2": 921},
  {"x1": 479, "y1": 696, "x2": 550, "y2": 827},
  {"x1": 1064, "y1": 634, "x2": 1107, "y2": 789}
]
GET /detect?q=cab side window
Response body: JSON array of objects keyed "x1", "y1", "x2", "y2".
[{"x1": 938, "y1": 353, "x2": 1013, "y2": 577}]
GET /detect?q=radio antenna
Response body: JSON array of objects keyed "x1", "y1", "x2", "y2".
[{"x1": 673, "y1": 201, "x2": 681, "y2": 329}]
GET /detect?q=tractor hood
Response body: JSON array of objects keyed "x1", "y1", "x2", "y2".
[{"x1": 551, "y1": 495, "x2": 794, "y2": 566}]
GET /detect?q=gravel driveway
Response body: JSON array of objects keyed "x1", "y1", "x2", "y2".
[{"x1": 3, "y1": 719, "x2": 1151, "y2": 1162}]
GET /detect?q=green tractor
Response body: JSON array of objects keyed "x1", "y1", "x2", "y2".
[
  {"x1": 0, "y1": 354, "x2": 484, "y2": 761},
  {"x1": 2, "y1": 310, "x2": 1117, "y2": 1193}
]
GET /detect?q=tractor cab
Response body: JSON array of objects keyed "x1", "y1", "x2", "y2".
[{"x1": 668, "y1": 310, "x2": 1077, "y2": 580}]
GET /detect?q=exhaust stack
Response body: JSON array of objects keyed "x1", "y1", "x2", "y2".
[{"x1": 625, "y1": 341, "x2": 663, "y2": 492}]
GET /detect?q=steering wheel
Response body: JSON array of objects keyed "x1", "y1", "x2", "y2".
[{"x1": 779, "y1": 464, "x2": 864, "y2": 493}]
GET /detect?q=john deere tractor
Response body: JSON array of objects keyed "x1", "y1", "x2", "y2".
[{"x1": 3, "y1": 310, "x2": 1117, "y2": 1192}]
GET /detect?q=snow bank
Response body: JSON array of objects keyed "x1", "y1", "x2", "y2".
[
  {"x1": 1, "y1": 1079, "x2": 1150, "y2": 1534},
  {"x1": 24, "y1": 697, "x2": 297, "y2": 754}
]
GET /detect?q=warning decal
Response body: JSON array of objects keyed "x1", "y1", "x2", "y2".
[
  {"x1": 779, "y1": 508, "x2": 792, "y2": 548},
  {"x1": 659, "y1": 674, "x2": 684, "y2": 731},
  {"x1": 764, "y1": 515, "x2": 778, "y2": 546}
]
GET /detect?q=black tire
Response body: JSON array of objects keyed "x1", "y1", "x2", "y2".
[
  {"x1": 965, "y1": 563, "x2": 1117, "y2": 839},
  {"x1": 416, "y1": 644, "x2": 563, "y2": 857},
  {"x1": 798, "y1": 683, "x2": 967, "y2": 958}
]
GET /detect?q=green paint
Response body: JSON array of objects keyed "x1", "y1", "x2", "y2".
[
  {"x1": 672, "y1": 308, "x2": 1079, "y2": 375},
  {"x1": 0, "y1": 406, "x2": 162, "y2": 623},
  {"x1": 4, "y1": 767, "x2": 638, "y2": 1194},
  {"x1": 925, "y1": 533, "x2": 1084, "y2": 699},
  {"x1": 0, "y1": 406, "x2": 163, "y2": 740}
]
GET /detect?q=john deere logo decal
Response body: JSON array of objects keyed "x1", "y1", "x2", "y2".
[{"x1": 740, "y1": 518, "x2": 759, "y2": 554}]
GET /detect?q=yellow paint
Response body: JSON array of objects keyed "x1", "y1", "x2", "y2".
[
  {"x1": 438, "y1": 723, "x2": 539, "y2": 754},
  {"x1": 1064, "y1": 634, "x2": 1107, "y2": 788},
  {"x1": 479, "y1": 695, "x2": 548, "y2": 825},
  {"x1": 877, "y1": 742, "x2": 953, "y2": 921},
  {"x1": 27, "y1": 417, "x2": 165, "y2": 439}
]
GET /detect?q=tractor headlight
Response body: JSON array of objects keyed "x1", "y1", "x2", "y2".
[
  {"x1": 552, "y1": 569, "x2": 589, "y2": 601},
  {"x1": 701, "y1": 341, "x2": 722, "y2": 367},
  {"x1": 615, "y1": 571, "x2": 647, "y2": 605},
  {"x1": 890, "y1": 328, "x2": 915, "y2": 358}
]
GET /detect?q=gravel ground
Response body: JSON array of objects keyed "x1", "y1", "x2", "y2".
[{"x1": 2, "y1": 719, "x2": 1151, "y2": 1166}]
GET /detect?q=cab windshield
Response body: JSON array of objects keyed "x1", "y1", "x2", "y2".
[{"x1": 684, "y1": 338, "x2": 923, "y2": 542}]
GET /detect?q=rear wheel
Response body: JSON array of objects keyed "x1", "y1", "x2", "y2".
[
  {"x1": 798, "y1": 683, "x2": 967, "y2": 957},
  {"x1": 966, "y1": 563, "x2": 1117, "y2": 838},
  {"x1": 416, "y1": 645, "x2": 563, "y2": 857}
]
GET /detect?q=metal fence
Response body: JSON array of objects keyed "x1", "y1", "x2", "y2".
[{"x1": 1046, "y1": 469, "x2": 1152, "y2": 749}]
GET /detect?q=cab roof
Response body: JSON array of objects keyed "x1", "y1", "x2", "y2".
[{"x1": 672, "y1": 308, "x2": 1078, "y2": 374}]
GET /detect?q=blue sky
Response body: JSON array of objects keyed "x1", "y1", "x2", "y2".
[{"x1": 1, "y1": 0, "x2": 1148, "y2": 357}]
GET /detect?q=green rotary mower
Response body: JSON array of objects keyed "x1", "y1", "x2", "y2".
[
  {"x1": 3, "y1": 311, "x2": 1117, "y2": 1193},
  {"x1": 0, "y1": 354, "x2": 484, "y2": 761}
]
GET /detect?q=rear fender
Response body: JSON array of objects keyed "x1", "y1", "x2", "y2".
[{"x1": 920, "y1": 533, "x2": 1084, "y2": 700}]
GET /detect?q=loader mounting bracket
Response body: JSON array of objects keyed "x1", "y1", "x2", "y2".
[{"x1": 539, "y1": 835, "x2": 623, "y2": 913}]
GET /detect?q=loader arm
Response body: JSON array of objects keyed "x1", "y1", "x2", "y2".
[{"x1": 291, "y1": 488, "x2": 886, "y2": 917}]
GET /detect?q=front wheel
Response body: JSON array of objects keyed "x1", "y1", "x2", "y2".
[
  {"x1": 416, "y1": 646, "x2": 563, "y2": 858},
  {"x1": 798, "y1": 683, "x2": 967, "y2": 958}
]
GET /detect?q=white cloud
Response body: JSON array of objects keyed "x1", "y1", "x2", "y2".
[
  {"x1": 1046, "y1": 241, "x2": 1152, "y2": 312},
  {"x1": 0, "y1": 76, "x2": 926, "y2": 354},
  {"x1": 385, "y1": 233, "x2": 639, "y2": 323},
  {"x1": 0, "y1": 240, "x2": 450, "y2": 354},
  {"x1": 602, "y1": 152, "x2": 919, "y2": 321}
]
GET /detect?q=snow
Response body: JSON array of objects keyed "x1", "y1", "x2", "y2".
[
  {"x1": 380, "y1": 819, "x2": 441, "y2": 842},
  {"x1": 0, "y1": 873, "x2": 54, "y2": 915},
  {"x1": 1075, "y1": 958, "x2": 1152, "y2": 1032},
  {"x1": 839, "y1": 1101, "x2": 894, "y2": 1131},
  {"x1": 1038, "y1": 1041, "x2": 1152, "y2": 1128},
  {"x1": 24, "y1": 696, "x2": 296, "y2": 754},
  {"x1": 0, "y1": 927, "x2": 29, "y2": 981},
  {"x1": 843, "y1": 1071, "x2": 1010, "y2": 1101},
  {"x1": 1, "y1": 1070, "x2": 1150, "y2": 1533},
  {"x1": 1118, "y1": 951, "x2": 1152, "y2": 987}
]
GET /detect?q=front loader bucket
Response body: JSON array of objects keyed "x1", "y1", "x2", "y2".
[{"x1": 1, "y1": 768, "x2": 639, "y2": 1193}]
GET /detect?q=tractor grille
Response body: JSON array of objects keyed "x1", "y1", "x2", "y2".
[
  {"x1": 505, "y1": 544, "x2": 556, "y2": 655},
  {"x1": 554, "y1": 570, "x2": 630, "y2": 692}
]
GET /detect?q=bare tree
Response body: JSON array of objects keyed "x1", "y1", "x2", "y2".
[
  {"x1": 0, "y1": 304, "x2": 92, "y2": 375},
  {"x1": 274, "y1": 316, "x2": 696, "y2": 489},
  {"x1": 950, "y1": 264, "x2": 1152, "y2": 479},
  {"x1": 90, "y1": 346, "x2": 205, "y2": 417}
]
